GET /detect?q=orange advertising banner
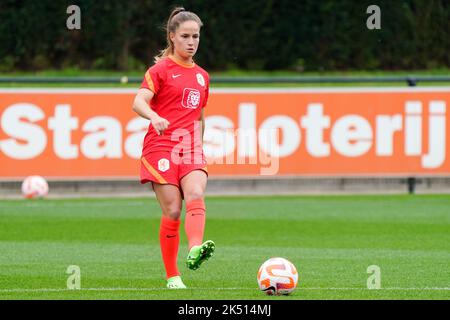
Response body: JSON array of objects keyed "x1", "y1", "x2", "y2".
[{"x1": 0, "y1": 88, "x2": 449, "y2": 179}]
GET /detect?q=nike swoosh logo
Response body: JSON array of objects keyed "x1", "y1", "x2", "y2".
[
  {"x1": 191, "y1": 213, "x2": 204, "y2": 216},
  {"x1": 166, "y1": 235, "x2": 176, "y2": 238},
  {"x1": 172, "y1": 74, "x2": 181, "y2": 79}
]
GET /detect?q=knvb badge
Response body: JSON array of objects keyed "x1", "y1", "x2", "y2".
[{"x1": 182, "y1": 88, "x2": 201, "y2": 109}]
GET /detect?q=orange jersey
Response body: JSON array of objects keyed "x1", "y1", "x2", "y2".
[{"x1": 140, "y1": 55, "x2": 209, "y2": 156}]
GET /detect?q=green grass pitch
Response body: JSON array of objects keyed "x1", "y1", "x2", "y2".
[{"x1": 0, "y1": 194, "x2": 449, "y2": 300}]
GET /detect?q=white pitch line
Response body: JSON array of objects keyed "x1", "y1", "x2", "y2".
[
  {"x1": 303, "y1": 287, "x2": 450, "y2": 291},
  {"x1": 0, "y1": 287, "x2": 449, "y2": 293}
]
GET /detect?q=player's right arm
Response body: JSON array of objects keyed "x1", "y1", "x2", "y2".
[{"x1": 132, "y1": 88, "x2": 170, "y2": 135}]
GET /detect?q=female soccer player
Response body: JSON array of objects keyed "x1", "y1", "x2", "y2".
[{"x1": 132, "y1": 7, "x2": 214, "y2": 289}]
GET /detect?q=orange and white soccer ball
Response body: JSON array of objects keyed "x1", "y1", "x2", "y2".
[
  {"x1": 257, "y1": 257, "x2": 298, "y2": 295},
  {"x1": 21, "y1": 175, "x2": 49, "y2": 199}
]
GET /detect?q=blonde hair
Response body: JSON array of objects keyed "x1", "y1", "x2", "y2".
[{"x1": 154, "y1": 7, "x2": 203, "y2": 63}]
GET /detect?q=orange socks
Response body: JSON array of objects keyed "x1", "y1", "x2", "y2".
[
  {"x1": 185, "y1": 198, "x2": 206, "y2": 250},
  {"x1": 159, "y1": 199, "x2": 205, "y2": 279},
  {"x1": 159, "y1": 216, "x2": 181, "y2": 279}
]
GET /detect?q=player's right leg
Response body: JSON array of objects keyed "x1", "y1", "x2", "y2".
[
  {"x1": 153, "y1": 183, "x2": 186, "y2": 289},
  {"x1": 141, "y1": 152, "x2": 186, "y2": 289}
]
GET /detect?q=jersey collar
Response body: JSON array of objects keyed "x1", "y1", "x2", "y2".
[{"x1": 168, "y1": 55, "x2": 196, "y2": 68}]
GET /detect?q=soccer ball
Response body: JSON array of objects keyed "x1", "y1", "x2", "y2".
[
  {"x1": 21, "y1": 175, "x2": 49, "y2": 199},
  {"x1": 257, "y1": 257, "x2": 298, "y2": 295}
]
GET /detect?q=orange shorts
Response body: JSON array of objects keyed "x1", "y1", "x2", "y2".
[{"x1": 140, "y1": 151, "x2": 208, "y2": 188}]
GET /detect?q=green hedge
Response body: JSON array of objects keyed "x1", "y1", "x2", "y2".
[{"x1": 0, "y1": 0, "x2": 448, "y2": 72}]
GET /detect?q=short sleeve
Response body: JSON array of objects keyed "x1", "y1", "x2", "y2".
[
  {"x1": 140, "y1": 64, "x2": 163, "y2": 94},
  {"x1": 203, "y1": 73, "x2": 210, "y2": 108}
]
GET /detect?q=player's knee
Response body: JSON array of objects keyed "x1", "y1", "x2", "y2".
[
  {"x1": 184, "y1": 188, "x2": 204, "y2": 203},
  {"x1": 163, "y1": 207, "x2": 182, "y2": 220}
]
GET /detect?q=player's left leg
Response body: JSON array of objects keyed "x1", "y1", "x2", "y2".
[{"x1": 180, "y1": 169, "x2": 215, "y2": 270}]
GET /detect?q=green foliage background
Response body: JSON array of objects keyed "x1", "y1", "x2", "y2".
[{"x1": 0, "y1": 0, "x2": 448, "y2": 72}]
